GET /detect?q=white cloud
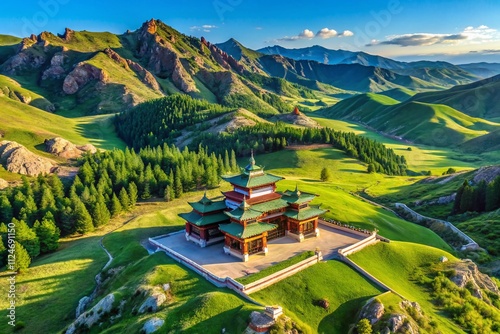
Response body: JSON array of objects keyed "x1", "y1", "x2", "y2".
[
  {"x1": 278, "y1": 27, "x2": 354, "y2": 42},
  {"x1": 316, "y1": 28, "x2": 337, "y2": 39},
  {"x1": 367, "y1": 25, "x2": 499, "y2": 47},
  {"x1": 278, "y1": 29, "x2": 315, "y2": 41},
  {"x1": 340, "y1": 30, "x2": 354, "y2": 37},
  {"x1": 190, "y1": 24, "x2": 218, "y2": 32}
]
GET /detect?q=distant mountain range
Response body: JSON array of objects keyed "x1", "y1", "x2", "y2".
[{"x1": 258, "y1": 44, "x2": 500, "y2": 79}]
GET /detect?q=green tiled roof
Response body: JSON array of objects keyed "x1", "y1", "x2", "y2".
[
  {"x1": 179, "y1": 211, "x2": 229, "y2": 226},
  {"x1": 280, "y1": 186, "x2": 317, "y2": 204},
  {"x1": 225, "y1": 206, "x2": 262, "y2": 221},
  {"x1": 252, "y1": 198, "x2": 289, "y2": 212},
  {"x1": 188, "y1": 197, "x2": 226, "y2": 214},
  {"x1": 284, "y1": 206, "x2": 327, "y2": 221},
  {"x1": 219, "y1": 222, "x2": 277, "y2": 239},
  {"x1": 222, "y1": 173, "x2": 284, "y2": 188}
]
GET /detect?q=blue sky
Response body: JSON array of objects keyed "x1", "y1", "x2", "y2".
[{"x1": 2, "y1": 0, "x2": 500, "y2": 63}]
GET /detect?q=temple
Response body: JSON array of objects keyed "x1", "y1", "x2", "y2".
[{"x1": 180, "y1": 152, "x2": 327, "y2": 261}]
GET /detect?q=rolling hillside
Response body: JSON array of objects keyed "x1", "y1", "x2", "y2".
[
  {"x1": 410, "y1": 74, "x2": 500, "y2": 119},
  {"x1": 321, "y1": 92, "x2": 500, "y2": 147}
]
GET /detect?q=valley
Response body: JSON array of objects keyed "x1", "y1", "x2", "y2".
[{"x1": 0, "y1": 14, "x2": 499, "y2": 334}]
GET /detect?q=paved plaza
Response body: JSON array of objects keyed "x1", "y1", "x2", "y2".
[{"x1": 152, "y1": 224, "x2": 365, "y2": 279}]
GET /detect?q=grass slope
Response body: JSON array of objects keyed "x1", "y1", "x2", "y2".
[
  {"x1": 251, "y1": 260, "x2": 384, "y2": 333},
  {"x1": 349, "y1": 241, "x2": 463, "y2": 333},
  {"x1": 0, "y1": 96, "x2": 125, "y2": 154},
  {"x1": 410, "y1": 74, "x2": 500, "y2": 119},
  {"x1": 311, "y1": 114, "x2": 500, "y2": 175},
  {"x1": 321, "y1": 93, "x2": 500, "y2": 147},
  {"x1": 378, "y1": 87, "x2": 416, "y2": 101}
]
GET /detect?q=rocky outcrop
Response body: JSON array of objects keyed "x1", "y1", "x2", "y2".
[
  {"x1": 277, "y1": 111, "x2": 321, "y2": 128},
  {"x1": 2, "y1": 49, "x2": 47, "y2": 75},
  {"x1": 65, "y1": 293, "x2": 115, "y2": 334},
  {"x1": 42, "y1": 52, "x2": 67, "y2": 80},
  {"x1": 142, "y1": 317, "x2": 164, "y2": 334},
  {"x1": 359, "y1": 299, "x2": 385, "y2": 325},
  {"x1": 0, "y1": 178, "x2": 9, "y2": 189},
  {"x1": 0, "y1": 141, "x2": 54, "y2": 176},
  {"x1": 138, "y1": 287, "x2": 167, "y2": 314},
  {"x1": 44, "y1": 137, "x2": 96, "y2": 159},
  {"x1": 472, "y1": 165, "x2": 500, "y2": 185},
  {"x1": 102, "y1": 48, "x2": 161, "y2": 91},
  {"x1": 136, "y1": 20, "x2": 197, "y2": 93},
  {"x1": 63, "y1": 62, "x2": 109, "y2": 94},
  {"x1": 450, "y1": 259, "x2": 500, "y2": 299}
]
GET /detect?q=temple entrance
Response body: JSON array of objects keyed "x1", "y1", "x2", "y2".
[
  {"x1": 303, "y1": 220, "x2": 315, "y2": 235},
  {"x1": 267, "y1": 218, "x2": 286, "y2": 240},
  {"x1": 248, "y1": 238, "x2": 263, "y2": 255}
]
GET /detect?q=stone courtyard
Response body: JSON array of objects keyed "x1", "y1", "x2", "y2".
[{"x1": 151, "y1": 223, "x2": 365, "y2": 279}]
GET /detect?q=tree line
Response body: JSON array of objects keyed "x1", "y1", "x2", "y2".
[
  {"x1": 190, "y1": 123, "x2": 407, "y2": 176},
  {"x1": 115, "y1": 94, "x2": 229, "y2": 150},
  {"x1": 115, "y1": 94, "x2": 407, "y2": 175},
  {"x1": 0, "y1": 144, "x2": 239, "y2": 271},
  {"x1": 452, "y1": 176, "x2": 500, "y2": 214}
]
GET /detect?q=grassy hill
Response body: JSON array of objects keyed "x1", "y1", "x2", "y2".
[
  {"x1": 349, "y1": 241, "x2": 464, "y2": 333},
  {"x1": 251, "y1": 260, "x2": 384, "y2": 333},
  {"x1": 378, "y1": 87, "x2": 416, "y2": 101},
  {"x1": 410, "y1": 74, "x2": 500, "y2": 119},
  {"x1": 321, "y1": 92, "x2": 500, "y2": 147}
]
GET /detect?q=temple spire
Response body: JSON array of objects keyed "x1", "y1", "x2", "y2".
[
  {"x1": 249, "y1": 149, "x2": 255, "y2": 166},
  {"x1": 294, "y1": 184, "x2": 301, "y2": 197}
]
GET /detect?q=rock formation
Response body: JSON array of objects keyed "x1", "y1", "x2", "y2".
[
  {"x1": 142, "y1": 317, "x2": 164, "y2": 334},
  {"x1": 359, "y1": 298, "x2": 385, "y2": 325},
  {"x1": 42, "y1": 52, "x2": 67, "y2": 80},
  {"x1": 138, "y1": 287, "x2": 167, "y2": 314},
  {"x1": 44, "y1": 137, "x2": 96, "y2": 159},
  {"x1": 450, "y1": 259, "x2": 500, "y2": 299},
  {"x1": 65, "y1": 293, "x2": 115, "y2": 334},
  {"x1": 0, "y1": 141, "x2": 54, "y2": 176},
  {"x1": 0, "y1": 178, "x2": 8, "y2": 189},
  {"x1": 63, "y1": 62, "x2": 109, "y2": 94}
]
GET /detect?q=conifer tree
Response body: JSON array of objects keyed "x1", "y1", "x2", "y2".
[
  {"x1": 14, "y1": 218, "x2": 40, "y2": 258},
  {"x1": 0, "y1": 195, "x2": 13, "y2": 224},
  {"x1": 14, "y1": 241, "x2": 31, "y2": 272},
  {"x1": 119, "y1": 187, "x2": 130, "y2": 210},
  {"x1": 91, "y1": 197, "x2": 111, "y2": 227},
  {"x1": 110, "y1": 193, "x2": 122, "y2": 217},
  {"x1": 33, "y1": 213, "x2": 60, "y2": 253},
  {"x1": 230, "y1": 150, "x2": 238, "y2": 172},
  {"x1": 128, "y1": 182, "x2": 138, "y2": 207},
  {"x1": 174, "y1": 169, "x2": 183, "y2": 198},
  {"x1": 320, "y1": 167, "x2": 331, "y2": 181},
  {"x1": 73, "y1": 198, "x2": 94, "y2": 234}
]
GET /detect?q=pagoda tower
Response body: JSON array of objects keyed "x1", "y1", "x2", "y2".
[
  {"x1": 180, "y1": 192, "x2": 229, "y2": 247},
  {"x1": 179, "y1": 153, "x2": 328, "y2": 261}
]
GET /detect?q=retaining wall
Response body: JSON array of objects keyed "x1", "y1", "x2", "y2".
[
  {"x1": 395, "y1": 203, "x2": 479, "y2": 251},
  {"x1": 149, "y1": 235, "x2": 322, "y2": 298}
]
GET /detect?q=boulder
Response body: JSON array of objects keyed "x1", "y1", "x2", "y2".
[
  {"x1": 63, "y1": 62, "x2": 109, "y2": 94},
  {"x1": 359, "y1": 299, "x2": 385, "y2": 325},
  {"x1": 0, "y1": 141, "x2": 54, "y2": 176},
  {"x1": 142, "y1": 317, "x2": 165, "y2": 334},
  {"x1": 138, "y1": 288, "x2": 167, "y2": 314},
  {"x1": 65, "y1": 293, "x2": 115, "y2": 334},
  {"x1": 388, "y1": 314, "x2": 406, "y2": 332},
  {"x1": 42, "y1": 52, "x2": 67, "y2": 80},
  {"x1": 44, "y1": 137, "x2": 96, "y2": 159},
  {"x1": 0, "y1": 178, "x2": 8, "y2": 189}
]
